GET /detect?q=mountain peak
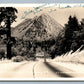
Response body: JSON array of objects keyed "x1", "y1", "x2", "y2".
[
  {"x1": 39, "y1": 13, "x2": 50, "y2": 18},
  {"x1": 12, "y1": 13, "x2": 63, "y2": 39}
]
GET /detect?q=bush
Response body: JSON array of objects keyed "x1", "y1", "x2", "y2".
[
  {"x1": 29, "y1": 53, "x2": 36, "y2": 61},
  {"x1": 24, "y1": 56, "x2": 30, "y2": 61},
  {"x1": 0, "y1": 49, "x2": 5, "y2": 59},
  {"x1": 24, "y1": 54, "x2": 36, "y2": 61},
  {"x1": 12, "y1": 56, "x2": 24, "y2": 62},
  {"x1": 11, "y1": 48, "x2": 19, "y2": 57},
  {"x1": 30, "y1": 56, "x2": 36, "y2": 61}
]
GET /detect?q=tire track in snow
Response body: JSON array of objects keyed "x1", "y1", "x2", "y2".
[
  {"x1": 44, "y1": 62, "x2": 73, "y2": 77},
  {"x1": 34, "y1": 61, "x2": 60, "y2": 78},
  {"x1": 33, "y1": 62, "x2": 37, "y2": 78}
]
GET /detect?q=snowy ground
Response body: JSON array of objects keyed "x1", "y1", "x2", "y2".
[
  {"x1": 0, "y1": 57, "x2": 84, "y2": 79},
  {"x1": 54, "y1": 49, "x2": 84, "y2": 64},
  {"x1": 0, "y1": 59, "x2": 36, "y2": 78}
]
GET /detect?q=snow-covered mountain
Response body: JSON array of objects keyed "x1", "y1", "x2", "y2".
[{"x1": 12, "y1": 14, "x2": 63, "y2": 41}]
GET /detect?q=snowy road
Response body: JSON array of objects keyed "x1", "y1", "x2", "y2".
[
  {"x1": 0, "y1": 60, "x2": 84, "y2": 78},
  {"x1": 0, "y1": 61, "x2": 36, "y2": 78}
]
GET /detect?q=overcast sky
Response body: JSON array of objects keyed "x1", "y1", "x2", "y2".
[{"x1": 12, "y1": 5, "x2": 84, "y2": 27}]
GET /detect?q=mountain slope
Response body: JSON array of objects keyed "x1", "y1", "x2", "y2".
[{"x1": 12, "y1": 14, "x2": 63, "y2": 41}]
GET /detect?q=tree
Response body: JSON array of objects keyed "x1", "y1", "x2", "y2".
[
  {"x1": 0, "y1": 7, "x2": 18, "y2": 59},
  {"x1": 54, "y1": 15, "x2": 80, "y2": 57},
  {"x1": 63, "y1": 15, "x2": 80, "y2": 52}
]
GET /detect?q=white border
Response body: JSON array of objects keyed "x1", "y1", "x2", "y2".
[
  {"x1": 0, "y1": 3, "x2": 84, "y2": 7},
  {"x1": 0, "y1": 78, "x2": 84, "y2": 81}
]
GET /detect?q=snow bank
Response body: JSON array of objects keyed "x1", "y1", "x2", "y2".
[{"x1": 54, "y1": 49, "x2": 84, "y2": 64}]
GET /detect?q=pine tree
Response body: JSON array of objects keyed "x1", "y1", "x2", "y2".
[
  {"x1": 0, "y1": 7, "x2": 18, "y2": 59},
  {"x1": 64, "y1": 15, "x2": 80, "y2": 52}
]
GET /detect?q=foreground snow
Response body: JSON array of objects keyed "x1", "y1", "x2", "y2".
[
  {"x1": 0, "y1": 58, "x2": 84, "y2": 79},
  {"x1": 0, "y1": 59, "x2": 36, "y2": 78}
]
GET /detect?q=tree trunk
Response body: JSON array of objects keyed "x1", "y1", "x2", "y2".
[
  {"x1": 7, "y1": 43, "x2": 11, "y2": 59},
  {"x1": 6, "y1": 17, "x2": 11, "y2": 59}
]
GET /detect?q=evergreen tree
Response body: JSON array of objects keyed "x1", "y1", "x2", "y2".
[
  {"x1": 0, "y1": 7, "x2": 18, "y2": 59},
  {"x1": 64, "y1": 15, "x2": 80, "y2": 52}
]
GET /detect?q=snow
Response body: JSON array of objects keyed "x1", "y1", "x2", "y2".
[
  {"x1": 0, "y1": 52, "x2": 84, "y2": 79},
  {"x1": 52, "y1": 49, "x2": 84, "y2": 77},
  {"x1": 54, "y1": 49, "x2": 84, "y2": 64},
  {"x1": 34, "y1": 61, "x2": 59, "y2": 78},
  {"x1": 0, "y1": 59, "x2": 36, "y2": 78},
  {"x1": 55, "y1": 62, "x2": 84, "y2": 73}
]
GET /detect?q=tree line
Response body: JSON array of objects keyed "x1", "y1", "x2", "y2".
[{"x1": 52, "y1": 15, "x2": 84, "y2": 58}]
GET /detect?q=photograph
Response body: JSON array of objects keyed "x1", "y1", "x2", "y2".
[{"x1": 0, "y1": 3, "x2": 84, "y2": 80}]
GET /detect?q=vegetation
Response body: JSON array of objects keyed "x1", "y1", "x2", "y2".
[
  {"x1": 0, "y1": 49, "x2": 5, "y2": 59},
  {"x1": 12, "y1": 56, "x2": 24, "y2": 62},
  {"x1": 0, "y1": 7, "x2": 18, "y2": 59},
  {"x1": 52, "y1": 15, "x2": 84, "y2": 59}
]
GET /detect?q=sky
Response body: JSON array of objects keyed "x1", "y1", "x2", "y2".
[{"x1": 11, "y1": 4, "x2": 84, "y2": 27}]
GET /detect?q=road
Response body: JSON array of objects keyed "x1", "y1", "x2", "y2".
[{"x1": 0, "y1": 59, "x2": 84, "y2": 78}]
